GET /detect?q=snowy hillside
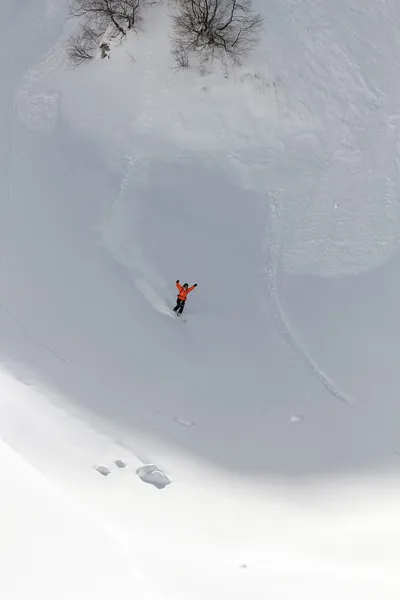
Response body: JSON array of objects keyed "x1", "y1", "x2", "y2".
[{"x1": 1, "y1": 0, "x2": 400, "y2": 598}]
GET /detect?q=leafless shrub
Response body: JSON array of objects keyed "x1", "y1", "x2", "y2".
[
  {"x1": 67, "y1": 25, "x2": 103, "y2": 65},
  {"x1": 68, "y1": 0, "x2": 146, "y2": 65},
  {"x1": 171, "y1": 38, "x2": 190, "y2": 68},
  {"x1": 171, "y1": 0, "x2": 263, "y2": 68}
]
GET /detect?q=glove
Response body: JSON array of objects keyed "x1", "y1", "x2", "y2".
[
  {"x1": 176, "y1": 280, "x2": 179, "y2": 283},
  {"x1": 194, "y1": 283, "x2": 198, "y2": 287}
]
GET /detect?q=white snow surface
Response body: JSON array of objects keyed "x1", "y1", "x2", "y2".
[{"x1": 1, "y1": 0, "x2": 400, "y2": 598}]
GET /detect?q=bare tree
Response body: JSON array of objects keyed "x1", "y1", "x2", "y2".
[
  {"x1": 67, "y1": 25, "x2": 103, "y2": 65},
  {"x1": 68, "y1": 0, "x2": 147, "y2": 65},
  {"x1": 171, "y1": 0, "x2": 263, "y2": 67},
  {"x1": 118, "y1": 0, "x2": 142, "y2": 29},
  {"x1": 70, "y1": 0, "x2": 143, "y2": 38}
]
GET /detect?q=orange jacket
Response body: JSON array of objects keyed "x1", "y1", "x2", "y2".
[{"x1": 176, "y1": 282, "x2": 196, "y2": 301}]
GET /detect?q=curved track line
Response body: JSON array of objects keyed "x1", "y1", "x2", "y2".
[{"x1": 264, "y1": 193, "x2": 354, "y2": 405}]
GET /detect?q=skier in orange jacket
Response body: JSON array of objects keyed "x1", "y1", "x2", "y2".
[{"x1": 173, "y1": 280, "x2": 197, "y2": 315}]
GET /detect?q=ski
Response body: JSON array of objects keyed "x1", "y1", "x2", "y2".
[{"x1": 168, "y1": 308, "x2": 186, "y2": 322}]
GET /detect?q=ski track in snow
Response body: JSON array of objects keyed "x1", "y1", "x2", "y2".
[
  {"x1": 264, "y1": 192, "x2": 354, "y2": 406},
  {"x1": 102, "y1": 153, "x2": 176, "y2": 317},
  {"x1": 266, "y1": 196, "x2": 400, "y2": 455}
]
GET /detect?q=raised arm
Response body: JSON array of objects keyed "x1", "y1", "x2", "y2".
[
  {"x1": 187, "y1": 283, "x2": 198, "y2": 293},
  {"x1": 176, "y1": 280, "x2": 183, "y2": 292}
]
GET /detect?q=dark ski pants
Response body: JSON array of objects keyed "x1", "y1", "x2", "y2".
[{"x1": 173, "y1": 299, "x2": 186, "y2": 315}]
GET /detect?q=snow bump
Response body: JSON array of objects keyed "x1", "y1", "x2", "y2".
[
  {"x1": 136, "y1": 464, "x2": 171, "y2": 489},
  {"x1": 94, "y1": 465, "x2": 111, "y2": 476}
]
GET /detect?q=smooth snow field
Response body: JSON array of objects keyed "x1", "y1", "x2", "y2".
[{"x1": 1, "y1": 0, "x2": 400, "y2": 598}]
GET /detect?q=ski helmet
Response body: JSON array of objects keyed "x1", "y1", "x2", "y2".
[{"x1": 183, "y1": 283, "x2": 189, "y2": 288}]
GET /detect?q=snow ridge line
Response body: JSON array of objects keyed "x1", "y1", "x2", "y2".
[
  {"x1": 264, "y1": 195, "x2": 354, "y2": 405},
  {"x1": 0, "y1": 297, "x2": 68, "y2": 364}
]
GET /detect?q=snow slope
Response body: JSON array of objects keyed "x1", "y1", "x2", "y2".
[{"x1": 1, "y1": 0, "x2": 400, "y2": 598}]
